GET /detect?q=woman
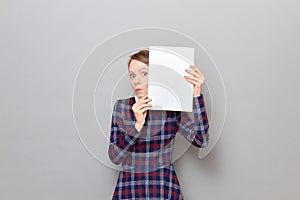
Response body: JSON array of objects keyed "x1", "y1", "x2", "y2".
[{"x1": 108, "y1": 50, "x2": 209, "y2": 199}]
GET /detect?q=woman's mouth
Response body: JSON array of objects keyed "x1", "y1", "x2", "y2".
[{"x1": 135, "y1": 88, "x2": 142, "y2": 92}]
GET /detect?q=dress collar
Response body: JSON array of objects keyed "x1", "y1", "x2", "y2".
[
  {"x1": 129, "y1": 96, "x2": 136, "y2": 107},
  {"x1": 134, "y1": 95, "x2": 139, "y2": 102}
]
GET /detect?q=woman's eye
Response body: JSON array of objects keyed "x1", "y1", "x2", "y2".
[
  {"x1": 142, "y1": 71, "x2": 148, "y2": 76},
  {"x1": 129, "y1": 74, "x2": 135, "y2": 79}
]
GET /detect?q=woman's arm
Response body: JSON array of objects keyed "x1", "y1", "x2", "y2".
[
  {"x1": 108, "y1": 99, "x2": 142, "y2": 165},
  {"x1": 176, "y1": 93, "x2": 209, "y2": 148}
]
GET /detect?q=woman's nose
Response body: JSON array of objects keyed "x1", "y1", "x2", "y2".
[{"x1": 134, "y1": 75, "x2": 142, "y2": 85}]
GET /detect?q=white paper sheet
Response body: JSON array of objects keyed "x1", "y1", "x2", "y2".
[{"x1": 148, "y1": 46, "x2": 195, "y2": 112}]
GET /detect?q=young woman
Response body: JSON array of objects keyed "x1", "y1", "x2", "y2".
[{"x1": 108, "y1": 50, "x2": 210, "y2": 199}]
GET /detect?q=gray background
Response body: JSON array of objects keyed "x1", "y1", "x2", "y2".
[{"x1": 1, "y1": 0, "x2": 299, "y2": 199}]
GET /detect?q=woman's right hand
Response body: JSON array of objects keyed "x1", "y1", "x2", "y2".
[{"x1": 132, "y1": 96, "x2": 152, "y2": 130}]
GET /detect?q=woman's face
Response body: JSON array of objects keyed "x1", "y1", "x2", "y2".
[{"x1": 128, "y1": 59, "x2": 149, "y2": 99}]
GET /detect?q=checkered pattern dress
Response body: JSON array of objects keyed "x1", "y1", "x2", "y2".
[{"x1": 108, "y1": 94, "x2": 209, "y2": 200}]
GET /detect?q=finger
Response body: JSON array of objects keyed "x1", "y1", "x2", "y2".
[
  {"x1": 184, "y1": 75, "x2": 201, "y2": 82},
  {"x1": 139, "y1": 106, "x2": 152, "y2": 113},
  {"x1": 138, "y1": 96, "x2": 148, "y2": 102},
  {"x1": 198, "y1": 70, "x2": 204, "y2": 80},
  {"x1": 137, "y1": 98, "x2": 152, "y2": 107},
  {"x1": 133, "y1": 96, "x2": 147, "y2": 107},
  {"x1": 190, "y1": 65, "x2": 204, "y2": 79},
  {"x1": 185, "y1": 78, "x2": 200, "y2": 85},
  {"x1": 185, "y1": 69, "x2": 201, "y2": 78},
  {"x1": 135, "y1": 97, "x2": 152, "y2": 107},
  {"x1": 139, "y1": 95, "x2": 148, "y2": 101},
  {"x1": 184, "y1": 71, "x2": 205, "y2": 82},
  {"x1": 134, "y1": 101, "x2": 152, "y2": 111},
  {"x1": 184, "y1": 77, "x2": 203, "y2": 85},
  {"x1": 138, "y1": 96, "x2": 151, "y2": 101},
  {"x1": 189, "y1": 65, "x2": 200, "y2": 72},
  {"x1": 136, "y1": 106, "x2": 152, "y2": 115}
]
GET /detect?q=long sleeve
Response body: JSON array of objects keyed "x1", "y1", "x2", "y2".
[
  {"x1": 108, "y1": 99, "x2": 142, "y2": 165},
  {"x1": 176, "y1": 93, "x2": 209, "y2": 148}
]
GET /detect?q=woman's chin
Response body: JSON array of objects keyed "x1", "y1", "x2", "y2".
[{"x1": 137, "y1": 93, "x2": 147, "y2": 99}]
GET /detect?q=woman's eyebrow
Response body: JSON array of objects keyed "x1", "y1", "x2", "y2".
[
  {"x1": 138, "y1": 67, "x2": 149, "y2": 71},
  {"x1": 129, "y1": 67, "x2": 148, "y2": 73}
]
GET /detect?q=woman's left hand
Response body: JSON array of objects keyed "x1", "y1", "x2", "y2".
[{"x1": 184, "y1": 65, "x2": 205, "y2": 97}]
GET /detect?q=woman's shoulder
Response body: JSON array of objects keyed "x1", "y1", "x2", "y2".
[{"x1": 113, "y1": 96, "x2": 135, "y2": 108}]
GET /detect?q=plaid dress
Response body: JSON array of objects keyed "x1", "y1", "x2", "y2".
[{"x1": 108, "y1": 94, "x2": 209, "y2": 200}]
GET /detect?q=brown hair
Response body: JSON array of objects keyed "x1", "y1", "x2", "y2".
[{"x1": 128, "y1": 50, "x2": 149, "y2": 68}]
